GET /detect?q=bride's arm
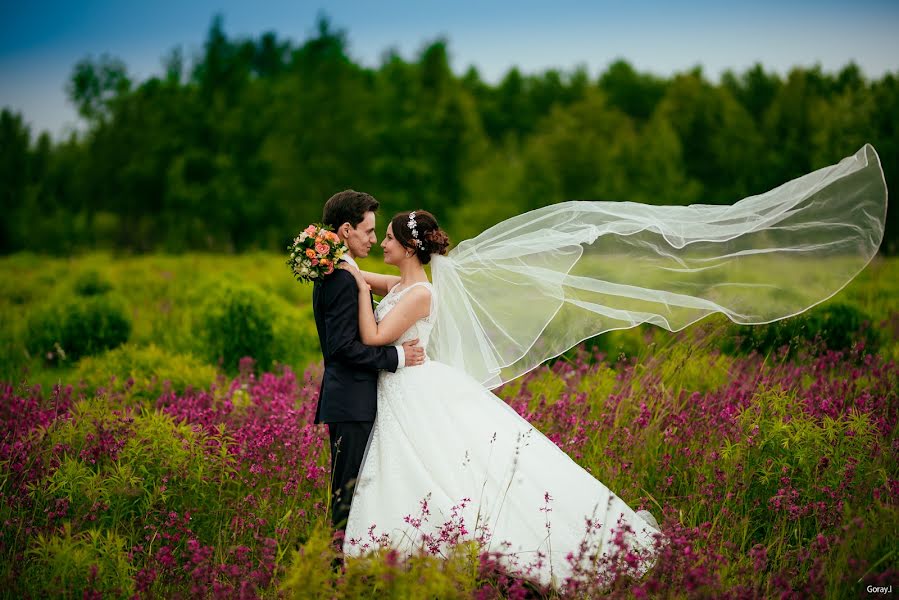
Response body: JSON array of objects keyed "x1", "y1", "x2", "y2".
[
  {"x1": 357, "y1": 286, "x2": 431, "y2": 346},
  {"x1": 360, "y1": 270, "x2": 401, "y2": 297},
  {"x1": 344, "y1": 266, "x2": 430, "y2": 346}
]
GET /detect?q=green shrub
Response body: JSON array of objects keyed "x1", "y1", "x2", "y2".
[
  {"x1": 73, "y1": 269, "x2": 114, "y2": 296},
  {"x1": 281, "y1": 527, "x2": 480, "y2": 599},
  {"x1": 0, "y1": 311, "x2": 23, "y2": 380},
  {"x1": 200, "y1": 283, "x2": 276, "y2": 373},
  {"x1": 25, "y1": 304, "x2": 62, "y2": 362},
  {"x1": 23, "y1": 524, "x2": 135, "y2": 599},
  {"x1": 557, "y1": 327, "x2": 647, "y2": 366},
  {"x1": 654, "y1": 342, "x2": 733, "y2": 393},
  {"x1": 716, "y1": 390, "x2": 881, "y2": 546},
  {"x1": 74, "y1": 343, "x2": 217, "y2": 400},
  {"x1": 26, "y1": 295, "x2": 131, "y2": 364},
  {"x1": 0, "y1": 278, "x2": 33, "y2": 305},
  {"x1": 272, "y1": 303, "x2": 320, "y2": 369},
  {"x1": 722, "y1": 302, "x2": 880, "y2": 357},
  {"x1": 40, "y1": 400, "x2": 237, "y2": 541}
]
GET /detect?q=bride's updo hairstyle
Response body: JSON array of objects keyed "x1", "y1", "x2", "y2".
[{"x1": 391, "y1": 210, "x2": 450, "y2": 264}]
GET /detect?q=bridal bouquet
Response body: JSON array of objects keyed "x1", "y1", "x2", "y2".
[{"x1": 286, "y1": 224, "x2": 348, "y2": 282}]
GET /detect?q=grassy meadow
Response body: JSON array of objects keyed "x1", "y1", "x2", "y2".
[{"x1": 1, "y1": 252, "x2": 897, "y2": 598}]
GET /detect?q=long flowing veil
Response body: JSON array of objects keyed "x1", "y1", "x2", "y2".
[{"x1": 428, "y1": 144, "x2": 888, "y2": 389}]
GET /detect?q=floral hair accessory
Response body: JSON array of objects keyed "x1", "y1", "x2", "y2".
[
  {"x1": 286, "y1": 223, "x2": 348, "y2": 283},
  {"x1": 407, "y1": 211, "x2": 423, "y2": 248}
]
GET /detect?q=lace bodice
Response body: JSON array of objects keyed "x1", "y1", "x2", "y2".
[{"x1": 374, "y1": 282, "x2": 435, "y2": 348}]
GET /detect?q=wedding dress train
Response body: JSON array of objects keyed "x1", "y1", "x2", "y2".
[{"x1": 344, "y1": 282, "x2": 659, "y2": 586}]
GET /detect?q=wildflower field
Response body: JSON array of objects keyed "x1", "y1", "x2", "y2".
[{"x1": 1, "y1": 252, "x2": 897, "y2": 598}]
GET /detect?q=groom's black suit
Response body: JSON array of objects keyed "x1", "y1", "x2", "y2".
[{"x1": 313, "y1": 267, "x2": 399, "y2": 531}]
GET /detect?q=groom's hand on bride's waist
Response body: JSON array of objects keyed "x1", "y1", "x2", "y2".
[{"x1": 402, "y1": 339, "x2": 425, "y2": 366}]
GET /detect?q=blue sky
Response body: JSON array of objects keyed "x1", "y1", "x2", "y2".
[{"x1": 2, "y1": 0, "x2": 898, "y2": 139}]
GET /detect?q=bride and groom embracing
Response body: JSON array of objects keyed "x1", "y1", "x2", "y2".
[
  {"x1": 310, "y1": 145, "x2": 887, "y2": 586},
  {"x1": 312, "y1": 189, "x2": 658, "y2": 584}
]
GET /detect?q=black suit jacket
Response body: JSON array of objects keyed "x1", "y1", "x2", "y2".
[{"x1": 312, "y1": 268, "x2": 399, "y2": 424}]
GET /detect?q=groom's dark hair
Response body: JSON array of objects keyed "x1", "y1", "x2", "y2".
[{"x1": 323, "y1": 190, "x2": 380, "y2": 230}]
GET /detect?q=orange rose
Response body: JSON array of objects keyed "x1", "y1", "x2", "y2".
[{"x1": 305, "y1": 248, "x2": 316, "y2": 259}]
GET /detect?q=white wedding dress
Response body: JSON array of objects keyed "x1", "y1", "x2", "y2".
[{"x1": 344, "y1": 281, "x2": 660, "y2": 586}]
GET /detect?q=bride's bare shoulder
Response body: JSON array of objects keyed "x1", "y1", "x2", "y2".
[{"x1": 396, "y1": 285, "x2": 432, "y2": 315}]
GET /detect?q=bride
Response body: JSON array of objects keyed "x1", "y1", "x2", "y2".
[
  {"x1": 338, "y1": 144, "x2": 887, "y2": 586},
  {"x1": 340, "y1": 210, "x2": 660, "y2": 585}
]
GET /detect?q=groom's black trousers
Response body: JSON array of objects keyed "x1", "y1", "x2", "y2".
[{"x1": 328, "y1": 421, "x2": 374, "y2": 532}]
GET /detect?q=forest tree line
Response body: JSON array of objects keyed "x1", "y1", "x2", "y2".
[{"x1": 2, "y1": 17, "x2": 897, "y2": 255}]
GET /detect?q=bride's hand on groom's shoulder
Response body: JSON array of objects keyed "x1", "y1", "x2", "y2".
[
  {"x1": 339, "y1": 261, "x2": 370, "y2": 290},
  {"x1": 337, "y1": 260, "x2": 356, "y2": 274}
]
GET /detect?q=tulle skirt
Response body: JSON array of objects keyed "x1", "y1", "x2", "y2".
[{"x1": 344, "y1": 359, "x2": 659, "y2": 586}]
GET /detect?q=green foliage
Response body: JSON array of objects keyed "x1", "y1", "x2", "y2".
[
  {"x1": 0, "y1": 253, "x2": 323, "y2": 383},
  {"x1": 723, "y1": 302, "x2": 880, "y2": 357},
  {"x1": 271, "y1": 301, "x2": 320, "y2": 370},
  {"x1": 25, "y1": 294, "x2": 131, "y2": 364},
  {"x1": 718, "y1": 390, "x2": 882, "y2": 545},
  {"x1": 281, "y1": 528, "x2": 479, "y2": 599},
  {"x1": 2, "y1": 18, "x2": 897, "y2": 255},
  {"x1": 0, "y1": 251, "x2": 894, "y2": 597},
  {"x1": 24, "y1": 524, "x2": 135, "y2": 599},
  {"x1": 40, "y1": 397, "x2": 239, "y2": 537},
  {"x1": 72, "y1": 269, "x2": 114, "y2": 296},
  {"x1": 280, "y1": 527, "x2": 338, "y2": 598},
  {"x1": 74, "y1": 343, "x2": 217, "y2": 400},
  {"x1": 0, "y1": 311, "x2": 20, "y2": 381},
  {"x1": 68, "y1": 55, "x2": 131, "y2": 121},
  {"x1": 199, "y1": 282, "x2": 276, "y2": 373},
  {"x1": 581, "y1": 328, "x2": 647, "y2": 363},
  {"x1": 340, "y1": 547, "x2": 478, "y2": 599},
  {"x1": 820, "y1": 503, "x2": 899, "y2": 598},
  {"x1": 654, "y1": 341, "x2": 734, "y2": 393}
]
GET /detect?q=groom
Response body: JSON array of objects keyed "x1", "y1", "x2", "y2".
[{"x1": 313, "y1": 189, "x2": 425, "y2": 534}]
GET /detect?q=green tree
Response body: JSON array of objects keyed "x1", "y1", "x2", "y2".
[
  {"x1": 866, "y1": 73, "x2": 899, "y2": 253},
  {"x1": 3, "y1": 16, "x2": 895, "y2": 255},
  {"x1": 67, "y1": 54, "x2": 131, "y2": 122},
  {"x1": 599, "y1": 59, "x2": 667, "y2": 122},
  {"x1": 721, "y1": 63, "x2": 781, "y2": 125},
  {"x1": 0, "y1": 110, "x2": 31, "y2": 251},
  {"x1": 763, "y1": 67, "x2": 831, "y2": 185},
  {"x1": 519, "y1": 90, "x2": 637, "y2": 209},
  {"x1": 656, "y1": 70, "x2": 765, "y2": 202}
]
